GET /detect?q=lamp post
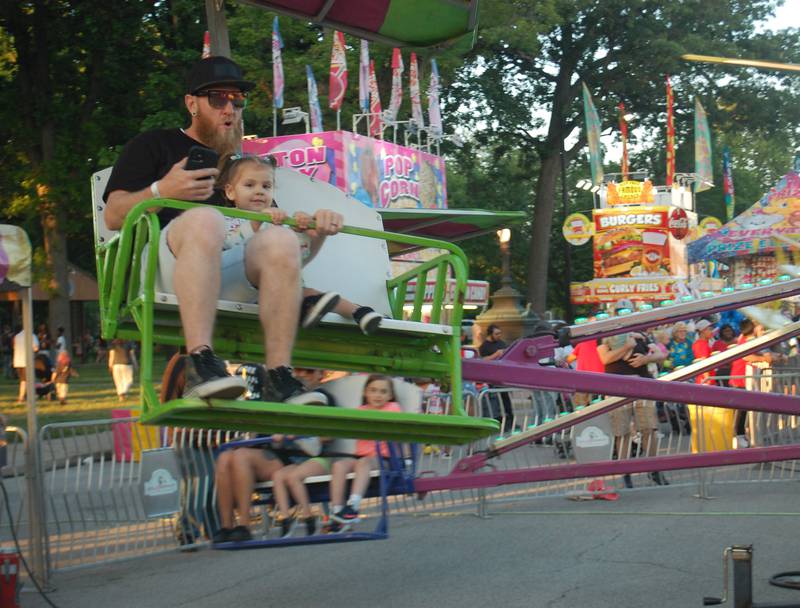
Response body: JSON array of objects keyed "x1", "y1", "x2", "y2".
[{"x1": 476, "y1": 228, "x2": 539, "y2": 341}]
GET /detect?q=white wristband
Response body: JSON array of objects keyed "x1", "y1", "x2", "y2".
[{"x1": 150, "y1": 180, "x2": 161, "y2": 199}]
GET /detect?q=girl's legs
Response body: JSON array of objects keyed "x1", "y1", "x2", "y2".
[
  {"x1": 286, "y1": 459, "x2": 328, "y2": 519},
  {"x1": 230, "y1": 448, "x2": 283, "y2": 527},
  {"x1": 271, "y1": 464, "x2": 298, "y2": 519},
  {"x1": 348, "y1": 456, "x2": 377, "y2": 507},
  {"x1": 214, "y1": 451, "x2": 236, "y2": 530},
  {"x1": 329, "y1": 458, "x2": 356, "y2": 509}
]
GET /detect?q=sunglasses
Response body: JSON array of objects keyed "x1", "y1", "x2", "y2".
[{"x1": 197, "y1": 89, "x2": 248, "y2": 110}]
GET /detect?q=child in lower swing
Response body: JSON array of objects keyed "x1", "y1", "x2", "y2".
[
  {"x1": 328, "y1": 374, "x2": 401, "y2": 529},
  {"x1": 217, "y1": 154, "x2": 382, "y2": 334}
]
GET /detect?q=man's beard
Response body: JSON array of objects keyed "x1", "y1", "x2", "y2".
[{"x1": 194, "y1": 110, "x2": 243, "y2": 162}]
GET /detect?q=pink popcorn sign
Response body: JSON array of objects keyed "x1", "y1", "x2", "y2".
[{"x1": 243, "y1": 131, "x2": 447, "y2": 209}]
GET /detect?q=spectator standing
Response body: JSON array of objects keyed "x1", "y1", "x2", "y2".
[
  {"x1": 665, "y1": 322, "x2": 694, "y2": 370},
  {"x1": 712, "y1": 324, "x2": 737, "y2": 386},
  {"x1": 51, "y1": 351, "x2": 79, "y2": 405},
  {"x1": 13, "y1": 325, "x2": 40, "y2": 403},
  {"x1": 55, "y1": 326, "x2": 67, "y2": 354},
  {"x1": 108, "y1": 338, "x2": 138, "y2": 401},
  {"x1": 478, "y1": 324, "x2": 514, "y2": 427},
  {"x1": 692, "y1": 319, "x2": 716, "y2": 385}
]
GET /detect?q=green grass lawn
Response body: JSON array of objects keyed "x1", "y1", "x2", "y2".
[{"x1": 0, "y1": 357, "x2": 171, "y2": 431}]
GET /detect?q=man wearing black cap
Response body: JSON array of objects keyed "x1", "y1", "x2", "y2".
[{"x1": 103, "y1": 56, "x2": 340, "y2": 404}]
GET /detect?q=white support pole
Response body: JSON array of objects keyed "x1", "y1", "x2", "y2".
[{"x1": 22, "y1": 287, "x2": 48, "y2": 587}]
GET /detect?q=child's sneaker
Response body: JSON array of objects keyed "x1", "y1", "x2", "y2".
[
  {"x1": 300, "y1": 516, "x2": 317, "y2": 536},
  {"x1": 278, "y1": 516, "x2": 297, "y2": 539},
  {"x1": 301, "y1": 292, "x2": 341, "y2": 329},
  {"x1": 331, "y1": 505, "x2": 360, "y2": 524},
  {"x1": 184, "y1": 347, "x2": 246, "y2": 400},
  {"x1": 353, "y1": 306, "x2": 383, "y2": 335}
]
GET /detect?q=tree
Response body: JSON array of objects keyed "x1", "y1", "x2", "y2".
[{"x1": 443, "y1": 0, "x2": 800, "y2": 313}]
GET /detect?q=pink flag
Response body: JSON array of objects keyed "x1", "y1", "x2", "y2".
[
  {"x1": 387, "y1": 48, "x2": 404, "y2": 122},
  {"x1": 409, "y1": 53, "x2": 424, "y2": 130},
  {"x1": 272, "y1": 17, "x2": 285, "y2": 109},
  {"x1": 202, "y1": 31, "x2": 211, "y2": 58},
  {"x1": 368, "y1": 60, "x2": 382, "y2": 138},
  {"x1": 328, "y1": 31, "x2": 347, "y2": 111},
  {"x1": 358, "y1": 40, "x2": 370, "y2": 112}
]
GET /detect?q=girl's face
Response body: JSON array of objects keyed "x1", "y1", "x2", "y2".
[
  {"x1": 224, "y1": 163, "x2": 274, "y2": 212},
  {"x1": 364, "y1": 379, "x2": 393, "y2": 408}
]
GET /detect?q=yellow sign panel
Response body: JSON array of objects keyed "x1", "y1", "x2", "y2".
[
  {"x1": 562, "y1": 212, "x2": 593, "y2": 246},
  {"x1": 606, "y1": 180, "x2": 655, "y2": 206}
]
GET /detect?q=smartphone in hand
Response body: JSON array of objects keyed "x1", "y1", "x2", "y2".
[{"x1": 184, "y1": 146, "x2": 219, "y2": 177}]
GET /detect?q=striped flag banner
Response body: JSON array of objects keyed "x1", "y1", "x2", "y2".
[
  {"x1": 581, "y1": 83, "x2": 603, "y2": 186},
  {"x1": 328, "y1": 31, "x2": 347, "y2": 111},
  {"x1": 272, "y1": 17, "x2": 285, "y2": 109},
  {"x1": 428, "y1": 58, "x2": 443, "y2": 136},
  {"x1": 409, "y1": 53, "x2": 424, "y2": 130},
  {"x1": 722, "y1": 146, "x2": 735, "y2": 220},
  {"x1": 666, "y1": 76, "x2": 675, "y2": 186},
  {"x1": 387, "y1": 48, "x2": 404, "y2": 122},
  {"x1": 202, "y1": 31, "x2": 211, "y2": 58},
  {"x1": 306, "y1": 65, "x2": 323, "y2": 133},
  {"x1": 368, "y1": 59, "x2": 382, "y2": 137},
  {"x1": 359, "y1": 40, "x2": 370, "y2": 112},
  {"x1": 694, "y1": 98, "x2": 713, "y2": 192},
  {"x1": 618, "y1": 102, "x2": 629, "y2": 181}
]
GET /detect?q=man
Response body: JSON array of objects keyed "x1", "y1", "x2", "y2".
[
  {"x1": 104, "y1": 56, "x2": 341, "y2": 403},
  {"x1": 478, "y1": 324, "x2": 515, "y2": 426},
  {"x1": 692, "y1": 319, "x2": 717, "y2": 385},
  {"x1": 596, "y1": 302, "x2": 667, "y2": 487},
  {"x1": 13, "y1": 325, "x2": 39, "y2": 403}
]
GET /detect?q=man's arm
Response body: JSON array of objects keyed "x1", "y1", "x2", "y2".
[
  {"x1": 104, "y1": 158, "x2": 218, "y2": 230},
  {"x1": 596, "y1": 338, "x2": 635, "y2": 366}
]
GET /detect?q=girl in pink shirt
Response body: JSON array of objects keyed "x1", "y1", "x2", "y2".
[{"x1": 329, "y1": 375, "x2": 401, "y2": 528}]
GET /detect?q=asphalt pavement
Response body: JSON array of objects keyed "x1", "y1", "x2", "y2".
[{"x1": 23, "y1": 480, "x2": 800, "y2": 608}]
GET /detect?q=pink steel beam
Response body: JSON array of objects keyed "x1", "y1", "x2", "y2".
[{"x1": 415, "y1": 444, "x2": 800, "y2": 493}]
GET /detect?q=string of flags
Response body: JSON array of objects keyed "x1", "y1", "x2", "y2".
[{"x1": 200, "y1": 23, "x2": 444, "y2": 138}]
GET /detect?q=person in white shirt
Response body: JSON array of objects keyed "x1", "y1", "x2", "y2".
[
  {"x1": 55, "y1": 326, "x2": 67, "y2": 353},
  {"x1": 13, "y1": 326, "x2": 40, "y2": 403}
]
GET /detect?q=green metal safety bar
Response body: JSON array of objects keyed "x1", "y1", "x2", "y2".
[{"x1": 94, "y1": 199, "x2": 498, "y2": 444}]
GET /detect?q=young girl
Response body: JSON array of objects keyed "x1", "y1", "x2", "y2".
[
  {"x1": 217, "y1": 154, "x2": 382, "y2": 334},
  {"x1": 51, "y1": 350, "x2": 79, "y2": 405},
  {"x1": 328, "y1": 374, "x2": 401, "y2": 528}
]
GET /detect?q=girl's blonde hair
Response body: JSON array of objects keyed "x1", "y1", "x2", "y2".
[
  {"x1": 216, "y1": 153, "x2": 277, "y2": 201},
  {"x1": 363, "y1": 374, "x2": 396, "y2": 403}
]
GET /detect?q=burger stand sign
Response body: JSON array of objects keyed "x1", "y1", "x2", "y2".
[{"x1": 567, "y1": 182, "x2": 693, "y2": 305}]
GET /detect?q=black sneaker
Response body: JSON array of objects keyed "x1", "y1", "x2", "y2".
[
  {"x1": 301, "y1": 292, "x2": 340, "y2": 329},
  {"x1": 184, "y1": 347, "x2": 246, "y2": 400},
  {"x1": 227, "y1": 525, "x2": 252, "y2": 542},
  {"x1": 353, "y1": 306, "x2": 383, "y2": 335},
  {"x1": 331, "y1": 505, "x2": 360, "y2": 524},
  {"x1": 278, "y1": 517, "x2": 296, "y2": 538},
  {"x1": 212, "y1": 528, "x2": 233, "y2": 544},
  {"x1": 264, "y1": 366, "x2": 328, "y2": 405},
  {"x1": 301, "y1": 516, "x2": 317, "y2": 536}
]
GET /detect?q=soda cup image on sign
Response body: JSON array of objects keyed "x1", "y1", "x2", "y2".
[{"x1": 631, "y1": 230, "x2": 669, "y2": 276}]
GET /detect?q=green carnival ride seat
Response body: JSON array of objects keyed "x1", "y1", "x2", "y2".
[{"x1": 91, "y1": 166, "x2": 498, "y2": 444}]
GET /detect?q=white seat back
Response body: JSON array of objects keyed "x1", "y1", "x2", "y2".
[{"x1": 91, "y1": 168, "x2": 115, "y2": 246}]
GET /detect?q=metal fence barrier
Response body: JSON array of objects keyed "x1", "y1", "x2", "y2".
[{"x1": 0, "y1": 361, "x2": 798, "y2": 574}]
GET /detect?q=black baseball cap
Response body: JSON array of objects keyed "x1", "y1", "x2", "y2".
[{"x1": 186, "y1": 56, "x2": 255, "y2": 95}]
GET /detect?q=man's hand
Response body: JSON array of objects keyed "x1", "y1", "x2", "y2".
[
  {"x1": 156, "y1": 157, "x2": 218, "y2": 201},
  {"x1": 304, "y1": 209, "x2": 343, "y2": 238}
]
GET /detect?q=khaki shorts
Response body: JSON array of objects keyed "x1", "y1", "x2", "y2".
[
  {"x1": 608, "y1": 400, "x2": 657, "y2": 436},
  {"x1": 153, "y1": 221, "x2": 259, "y2": 303}
]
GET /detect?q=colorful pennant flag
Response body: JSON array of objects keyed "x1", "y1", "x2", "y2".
[
  {"x1": 202, "y1": 31, "x2": 211, "y2": 58},
  {"x1": 387, "y1": 48, "x2": 404, "y2": 122},
  {"x1": 409, "y1": 53, "x2": 424, "y2": 130},
  {"x1": 722, "y1": 146, "x2": 735, "y2": 220},
  {"x1": 428, "y1": 58, "x2": 443, "y2": 137},
  {"x1": 618, "y1": 102, "x2": 629, "y2": 181},
  {"x1": 368, "y1": 59, "x2": 382, "y2": 137},
  {"x1": 306, "y1": 65, "x2": 323, "y2": 133},
  {"x1": 359, "y1": 40, "x2": 370, "y2": 112},
  {"x1": 694, "y1": 98, "x2": 713, "y2": 192},
  {"x1": 581, "y1": 83, "x2": 604, "y2": 186},
  {"x1": 328, "y1": 31, "x2": 347, "y2": 111},
  {"x1": 272, "y1": 17, "x2": 285, "y2": 109},
  {"x1": 666, "y1": 76, "x2": 675, "y2": 187}
]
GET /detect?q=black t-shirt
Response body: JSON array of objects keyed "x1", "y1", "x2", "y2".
[
  {"x1": 479, "y1": 339, "x2": 507, "y2": 358},
  {"x1": 598, "y1": 333, "x2": 652, "y2": 378},
  {"x1": 103, "y1": 128, "x2": 226, "y2": 226}
]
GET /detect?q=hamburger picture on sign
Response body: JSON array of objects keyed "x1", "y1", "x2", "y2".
[{"x1": 592, "y1": 207, "x2": 671, "y2": 278}]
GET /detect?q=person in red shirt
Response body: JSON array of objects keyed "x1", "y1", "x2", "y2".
[
  {"x1": 568, "y1": 339, "x2": 605, "y2": 408},
  {"x1": 692, "y1": 319, "x2": 716, "y2": 385}
]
